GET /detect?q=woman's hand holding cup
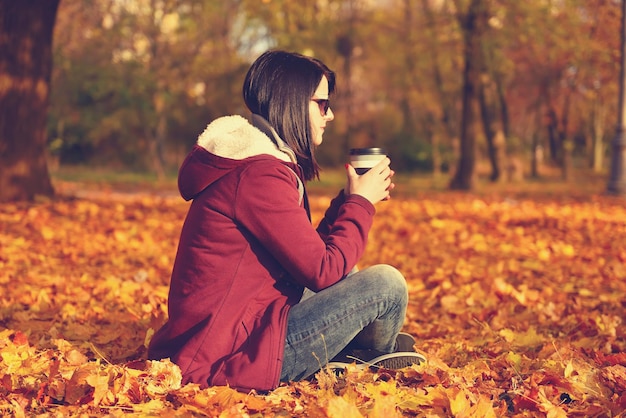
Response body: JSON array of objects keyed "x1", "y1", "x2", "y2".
[{"x1": 345, "y1": 148, "x2": 395, "y2": 204}]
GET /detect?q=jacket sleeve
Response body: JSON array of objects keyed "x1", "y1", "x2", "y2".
[
  {"x1": 315, "y1": 190, "x2": 346, "y2": 240},
  {"x1": 234, "y1": 162, "x2": 375, "y2": 291}
]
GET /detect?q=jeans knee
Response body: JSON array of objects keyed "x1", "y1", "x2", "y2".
[{"x1": 368, "y1": 264, "x2": 408, "y2": 304}]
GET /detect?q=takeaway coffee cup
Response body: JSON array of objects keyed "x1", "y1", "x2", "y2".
[{"x1": 349, "y1": 148, "x2": 386, "y2": 175}]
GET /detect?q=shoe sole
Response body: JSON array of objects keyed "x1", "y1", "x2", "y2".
[
  {"x1": 368, "y1": 352, "x2": 426, "y2": 370},
  {"x1": 326, "y1": 352, "x2": 426, "y2": 374}
]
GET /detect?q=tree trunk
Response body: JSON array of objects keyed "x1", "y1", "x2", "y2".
[
  {"x1": 422, "y1": 0, "x2": 457, "y2": 177},
  {"x1": 336, "y1": 0, "x2": 356, "y2": 152},
  {"x1": 546, "y1": 107, "x2": 561, "y2": 164},
  {"x1": 431, "y1": 130, "x2": 442, "y2": 178},
  {"x1": 530, "y1": 106, "x2": 542, "y2": 178},
  {"x1": 400, "y1": 0, "x2": 417, "y2": 135},
  {"x1": 478, "y1": 74, "x2": 506, "y2": 182},
  {"x1": 592, "y1": 99, "x2": 607, "y2": 173},
  {"x1": 593, "y1": 133, "x2": 604, "y2": 173},
  {"x1": 0, "y1": 0, "x2": 59, "y2": 202},
  {"x1": 449, "y1": 0, "x2": 487, "y2": 190},
  {"x1": 546, "y1": 103, "x2": 573, "y2": 180},
  {"x1": 151, "y1": 92, "x2": 167, "y2": 181}
]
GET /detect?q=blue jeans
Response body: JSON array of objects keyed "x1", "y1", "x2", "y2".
[{"x1": 280, "y1": 264, "x2": 408, "y2": 381}]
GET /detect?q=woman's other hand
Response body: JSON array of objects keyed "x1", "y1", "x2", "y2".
[{"x1": 344, "y1": 157, "x2": 395, "y2": 204}]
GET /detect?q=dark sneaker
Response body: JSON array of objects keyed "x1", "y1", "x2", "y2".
[
  {"x1": 325, "y1": 351, "x2": 425, "y2": 374},
  {"x1": 324, "y1": 361, "x2": 353, "y2": 376},
  {"x1": 324, "y1": 332, "x2": 424, "y2": 375},
  {"x1": 395, "y1": 332, "x2": 416, "y2": 352},
  {"x1": 330, "y1": 332, "x2": 417, "y2": 363},
  {"x1": 325, "y1": 332, "x2": 425, "y2": 374}
]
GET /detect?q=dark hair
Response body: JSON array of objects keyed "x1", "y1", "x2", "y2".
[{"x1": 243, "y1": 50, "x2": 335, "y2": 181}]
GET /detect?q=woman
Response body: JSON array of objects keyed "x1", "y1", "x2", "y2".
[{"x1": 148, "y1": 50, "x2": 425, "y2": 393}]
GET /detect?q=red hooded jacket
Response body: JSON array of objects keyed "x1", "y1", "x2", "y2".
[{"x1": 148, "y1": 115, "x2": 375, "y2": 392}]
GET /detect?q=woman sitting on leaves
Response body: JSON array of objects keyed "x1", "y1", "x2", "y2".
[{"x1": 148, "y1": 50, "x2": 425, "y2": 393}]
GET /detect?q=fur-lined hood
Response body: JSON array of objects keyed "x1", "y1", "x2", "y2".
[
  {"x1": 178, "y1": 114, "x2": 298, "y2": 201},
  {"x1": 197, "y1": 114, "x2": 296, "y2": 162}
]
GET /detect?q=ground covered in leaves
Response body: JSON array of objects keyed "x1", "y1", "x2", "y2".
[{"x1": 1, "y1": 185, "x2": 625, "y2": 417}]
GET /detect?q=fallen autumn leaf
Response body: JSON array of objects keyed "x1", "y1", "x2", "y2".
[{"x1": 0, "y1": 191, "x2": 624, "y2": 416}]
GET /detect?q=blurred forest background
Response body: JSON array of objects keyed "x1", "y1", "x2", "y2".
[{"x1": 2, "y1": 0, "x2": 623, "y2": 197}]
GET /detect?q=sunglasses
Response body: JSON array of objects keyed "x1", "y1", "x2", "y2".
[{"x1": 311, "y1": 98, "x2": 330, "y2": 116}]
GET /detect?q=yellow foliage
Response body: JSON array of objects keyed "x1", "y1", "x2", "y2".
[{"x1": 0, "y1": 192, "x2": 625, "y2": 416}]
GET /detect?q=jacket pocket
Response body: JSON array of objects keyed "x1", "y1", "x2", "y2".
[{"x1": 209, "y1": 309, "x2": 254, "y2": 385}]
